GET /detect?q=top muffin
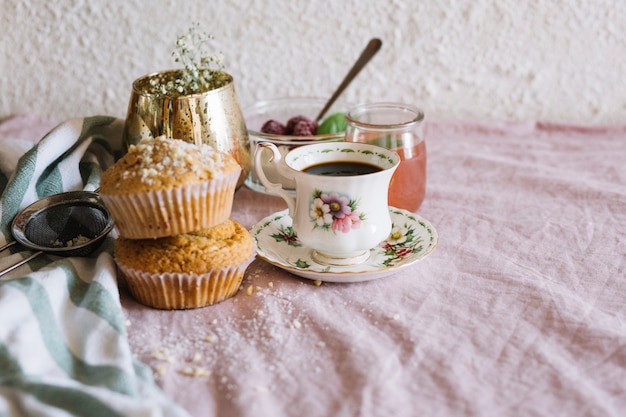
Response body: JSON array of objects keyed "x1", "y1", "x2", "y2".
[
  {"x1": 100, "y1": 135, "x2": 240, "y2": 194},
  {"x1": 99, "y1": 136, "x2": 242, "y2": 239}
]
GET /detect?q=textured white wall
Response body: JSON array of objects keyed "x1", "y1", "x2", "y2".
[{"x1": 1, "y1": 0, "x2": 625, "y2": 124}]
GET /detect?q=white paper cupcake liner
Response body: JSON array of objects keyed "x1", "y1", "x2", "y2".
[
  {"x1": 101, "y1": 170, "x2": 240, "y2": 239},
  {"x1": 117, "y1": 252, "x2": 256, "y2": 310}
]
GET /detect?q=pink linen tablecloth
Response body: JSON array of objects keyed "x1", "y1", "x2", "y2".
[{"x1": 2, "y1": 116, "x2": 625, "y2": 416}]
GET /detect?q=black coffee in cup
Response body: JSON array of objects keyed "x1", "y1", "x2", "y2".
[{"x1": 303, "y1": 161, "x2": 381, "y2": 176}]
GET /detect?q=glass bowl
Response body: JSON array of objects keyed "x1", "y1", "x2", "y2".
[{"x1": 243, "y1": 97, "x2": 348, "y2": 194}]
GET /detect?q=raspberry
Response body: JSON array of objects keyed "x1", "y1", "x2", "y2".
[
  {"x1": 291, "y1": 120, "x2": 318, "y2": 136},
  {"x1": 286, "y1": 115, "x2": 317, "y2": 135},
  {"x1": 260, "y1": 119, "x2": 287, "y2": 135}
]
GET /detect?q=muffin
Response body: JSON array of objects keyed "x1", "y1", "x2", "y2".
[
  {"x1": 115, "y1": 219, "x2": 255, "y2": 309},
  {"x1": 100, "y1": 135, "x2": 241, "y2": 239}
]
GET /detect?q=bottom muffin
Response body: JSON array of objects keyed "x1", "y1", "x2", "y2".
[{"x1": 115, "y1": 219, "x2": 255, "y2": 310}]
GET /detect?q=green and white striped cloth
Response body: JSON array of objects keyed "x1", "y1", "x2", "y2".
[{"x1": 0, "y1": 117, "x2": 190, "y2": 417}]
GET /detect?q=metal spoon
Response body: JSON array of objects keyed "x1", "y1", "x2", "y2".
[
  {"x1": 0, "y1": 191, "x2": 115, "y2": 277},
  {"x1": 316, "y1": 38, "x2": 383, "y2": 122}
]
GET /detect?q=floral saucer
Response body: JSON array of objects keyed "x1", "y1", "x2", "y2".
[{"x1": 250, "y1": 207, "x2": 439, "y2": 283}]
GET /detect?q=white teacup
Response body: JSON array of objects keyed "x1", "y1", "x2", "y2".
[{"x1": 255, "y1": 141, "x2": 400, "y2": 266}]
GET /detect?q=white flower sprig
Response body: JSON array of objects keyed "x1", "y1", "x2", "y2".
[{"x1": 148, "y1": 23, "x2": 230, "y2": 97}]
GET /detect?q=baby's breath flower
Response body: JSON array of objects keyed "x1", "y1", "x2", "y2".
[{"x1": 147, "y1": 23, "x2": 229, "y2": 97}]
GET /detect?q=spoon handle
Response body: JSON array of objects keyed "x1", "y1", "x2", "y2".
[{"x1": 316, "y1": 38, "x2": 383, "y2": 121}]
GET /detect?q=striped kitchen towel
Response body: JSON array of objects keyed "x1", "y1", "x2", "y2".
[{"x1": 0, "y1": 116, "x2": 191, "y2": 417}]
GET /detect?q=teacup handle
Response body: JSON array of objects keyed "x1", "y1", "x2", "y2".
[{"x1": 254, "y1": 142, "x2": 296, "y2": 214}]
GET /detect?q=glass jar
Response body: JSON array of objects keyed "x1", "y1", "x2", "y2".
[{"x1": 344, "y1": 103, "x2": 426, "y2": 212}]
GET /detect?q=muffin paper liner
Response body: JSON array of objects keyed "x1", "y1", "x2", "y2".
[
  {"x1": 117, "y1": 252, "x2": 256, "y2": 310},
  {"x1": 101, "y1": 169, "x2": 240, "y2": 239}
]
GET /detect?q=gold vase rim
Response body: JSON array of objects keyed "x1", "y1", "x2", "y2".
[{"x1": 131, "y1": 69, "x2": 234, "y2": 98}]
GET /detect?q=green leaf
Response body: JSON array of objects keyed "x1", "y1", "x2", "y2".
[
  {"x1": 295, "y1": 259, "x2": 311, "y2": 269},
  {"x1": 317, "y1": 112, "x2": 347, "y2": 135}
]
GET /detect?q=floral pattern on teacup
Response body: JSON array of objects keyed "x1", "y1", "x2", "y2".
[{"x1": 309, "y1": 189, "x2": 365, "y2": 233}]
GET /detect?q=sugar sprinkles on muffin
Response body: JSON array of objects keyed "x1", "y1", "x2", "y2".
[{"x1": 116, "y1": 135, "x2": 235, "y2": 188}]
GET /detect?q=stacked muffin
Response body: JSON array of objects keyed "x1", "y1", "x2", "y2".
[{"x1": 100, "y1": 135, "x2": 255, "y2": 309}]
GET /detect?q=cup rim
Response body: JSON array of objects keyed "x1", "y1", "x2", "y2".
[
  {"x1": 284, "y1": 141, "x2": 400, "y2": 173},
  {"x1": 345, "y1": 102, "x2": 424, "y2": 131}
]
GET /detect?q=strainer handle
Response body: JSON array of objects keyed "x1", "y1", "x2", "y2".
[
  {"x1": 0, "y1": 251, "x2": 43, "y2": 277},
  {"x1": 0, "y1": 241, "x2": 17, "y2": 253}
]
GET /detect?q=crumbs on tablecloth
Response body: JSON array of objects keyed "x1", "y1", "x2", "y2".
[
  {"x1": 180, "y1": 366, "x2": 211, "y2": 377},
  {"x1": 204, "y1": 333, "x2": 218, "y2": 343},
  {"x1": 127, "y1": 265, "x2": 317, "y2": 394},
  {"x1": 152, "y1": 347, "x2": 175, "y2": 363}
]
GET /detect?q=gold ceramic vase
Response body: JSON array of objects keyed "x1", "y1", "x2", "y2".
[{"x1": 122, "y1": 70, "x2": 251, "y2": 189}]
